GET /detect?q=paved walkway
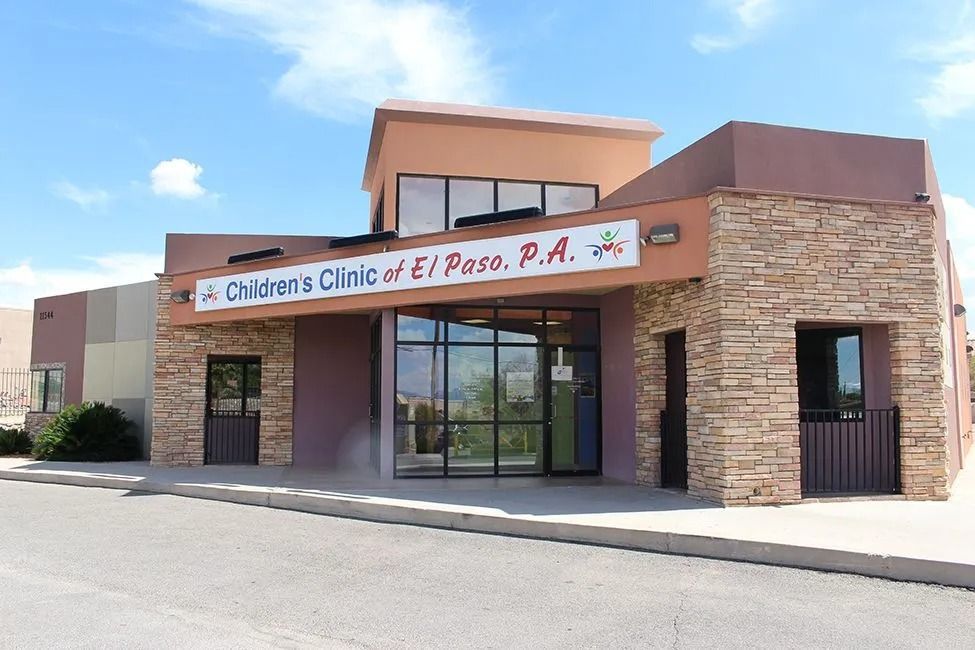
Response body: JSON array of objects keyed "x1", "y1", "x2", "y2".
[{"x1": 2, "y1": 456, "x2": 974, "y2": 588}]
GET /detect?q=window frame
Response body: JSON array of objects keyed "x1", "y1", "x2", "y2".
[
  {"x1": 30, "y1": 367, "x2": 64, "y2": 414},
  {"x1": 205, "y1": 356, "x2": 262, "y2": 417},
  {"x1": 796, "y1": 326, "x2": 867, "y2": 414},
  {"x1": 370, "y1": 186, "x2": 385, "y2": 233},
  {"x1": 395, "y1": 173, "x2": 599, "y2": 237},
  {"x1": 393, "y1": 304, "x2": 601, "y2": 478}
]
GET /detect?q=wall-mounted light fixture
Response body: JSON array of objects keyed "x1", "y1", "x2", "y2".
[
  {"x1": 646, "y1": 223, "x2": 680, "y2": 245},
  {"x1": 915, "y1": 192, "x2": 931, "y2": 203},
  {"x1": 955, "y1": 304, "x2": 967, "y2": 317},
  {"x1": 170, "y1": 289, "x2": 193, "y2": 303}
]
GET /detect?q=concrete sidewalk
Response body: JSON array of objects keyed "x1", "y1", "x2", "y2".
[{"x1": 2, "y1": 457, "x2": 974, "y2": 589}]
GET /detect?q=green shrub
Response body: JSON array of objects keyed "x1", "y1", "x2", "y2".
[
  {"x1": 32, "y1": 402, "x2": 141, "y2": 462},
  {"x1": 0, "y1": 427, "x2": 32, "y2": 455}
]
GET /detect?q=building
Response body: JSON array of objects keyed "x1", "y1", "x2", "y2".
[
  {"x1": 0, "y1": 307, "x2": 33, "y2": 426},
  {"x1": 29, "y1": 100, "x2": 973, "y2": 506},
  {"x1": 0, "y1": 307, "x2": 32, "y2": 368},
  {"x1": 27, "y1": 281, "x2": 157, "y2": 457}
]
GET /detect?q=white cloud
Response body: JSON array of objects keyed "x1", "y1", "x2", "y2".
[
  {"x1": 945, "y1": 195, "x2": 975, "y2": 300},
  {"x1": 0, "y1": 253, "x2": 163, "y2": 309},
  {"x1": 914, "y1": 1, "x2": 975, "y2": 120},
  {"x1": 691, "y1": 0, "x2": 779, "y2": 54},
  {"x1": 150, "y1": 158, "x2": 208, "y2": 198},
  {"x1": 51, "y1": 181, "x2": 112, "y2": 211},
  {"x1": 188, "y1": 0, "x2": 499, "y2": 120}
]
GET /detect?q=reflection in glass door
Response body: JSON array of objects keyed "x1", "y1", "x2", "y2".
[{"x1": 547, "y1": 348, "x2": 599, "y2": 474}]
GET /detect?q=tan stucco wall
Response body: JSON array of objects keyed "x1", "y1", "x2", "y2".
[
  {"x1": 374, "y1": 122, "x2": 652, "y2": 232},
  {"x1": 0, "y1": 307, "x2": 32, "y2": 368}
]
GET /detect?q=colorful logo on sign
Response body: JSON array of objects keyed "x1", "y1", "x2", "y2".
[
  {"x1": 586, "y1": 227, "x2": 629, "y2": 262},
  {"x1": 200, "y1": 284, "x2": 220, "y2": 304}
]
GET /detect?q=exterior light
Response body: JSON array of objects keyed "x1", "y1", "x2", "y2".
[
  {"x1": 170, "y1": 289, "x2": 193, "y2": 303},
  {"x1": 461, "y1": 318, "x2": 491, "y2": 325},
  {"x1": 648, "y1": 224, "x2": 680, "y2": 244},
  {"x1": 954, "y1": 304, "x2": 967, "y2": 317},
  {"x1": 915, "y1": 192, "x2": 931, "y2": 203}
]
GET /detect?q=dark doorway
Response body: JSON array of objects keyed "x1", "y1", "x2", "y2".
[
  {"x1": 205, "y1": 357, "x2": 261, "y2": 465},
  {"x1": 369, "y1": 316, "x2": 382, "y2": 472},
  {"x1": 661, "y1": 330, "x2": 688, "y2": 489}
]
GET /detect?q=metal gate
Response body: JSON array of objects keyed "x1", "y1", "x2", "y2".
[
  {"x1": 205, "y1": 358, "x2": 261, "y2": 465},
  {"x1": 799, "y1": 407, "x2": 900, "y2": 494}
]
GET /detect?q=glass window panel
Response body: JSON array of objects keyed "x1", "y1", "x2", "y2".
[
  {"x1": 796, "y1": 329, "x2": 864, "y2": 411},
  {"x1": 544, "y1": 184, "x2": 597, "y2": 215},
  {"x1": 499, "y1": 424, "x2": 542, "y2": 474},
  {"x1": 397, "y1": 306, "x2": 444, "y2": 342},
  {"x1": 395, "y1": 344, "x2": 445, "y2": 421},
  {"x1": 447, "y1": 346, "x2": 494, "y2": 421},
  {"x1": 835, "y1": 335, "x2": 863, "y2": 409},
  {"x1": 30, "y1": 371, "x2": 45, "y2": 412},
  {"x1": 497, "y1": 309, "x2": 544, "y2": 344},
  {"x1": 45, "y1": 369, "x2": 63, "y2": 413},
  {"x1": 498, "y1": 346, "x2": 544, "y2": 421},
  {"x1": 398, "y1": 176, "x2": 446, "y2": 236},
  {"x1": 449, "y1": 179, "x2": 494, "y2": 226},
  {"x1": 498, "y1": 181, "x2": 542, "y2": 212},
  {"x1": 547, "y1": 310, "x2": 598, "y2": 346},
  {"x1": 209, "y1": 363, "x2": 243, "y2": 413},
  {"x1": 244, "y1": 363, "x2": 261, "y2": 413},
  {"x1": 395, "y1": 422, "x2": 445, "y2": 476},
  {"x1": 445, "y1": 307, "x2": 494, "y2": 343},
  {"x1": 446, "y1": 423, "x2": 494, "y2": 475}
]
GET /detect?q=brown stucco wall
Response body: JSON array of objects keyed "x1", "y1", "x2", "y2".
[
  {"x1": 151, "y1": 276, "x2": 295, "y2": 466},
  {"x1": 634, "y1": 191, "x2": 949, "y2": 505},
  {"x1": 30, "y1": 291, "x2": 87, "y2": 406}
]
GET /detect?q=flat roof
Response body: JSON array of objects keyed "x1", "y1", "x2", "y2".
[{"x1": 362, "y1": 99, "x2": 663, "y2": 190}]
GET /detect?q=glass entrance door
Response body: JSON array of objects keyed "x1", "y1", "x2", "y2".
[{"x1": 546, "y1": 347, "x2": 599, "y2": 474}]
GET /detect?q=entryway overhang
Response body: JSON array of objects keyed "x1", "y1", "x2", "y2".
[{"x1": 165, "y1": 195, "x2": 710, "y2": 326}]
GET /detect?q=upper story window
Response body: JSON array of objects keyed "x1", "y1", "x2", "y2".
[
  {"x1": 371, "y1": 187, "x2": 385, "y2": 233},
  {"x1": 397, "y1": 174, "x2": 598, "y2": 237}
]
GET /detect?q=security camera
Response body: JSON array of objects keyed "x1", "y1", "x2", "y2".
[{"x1": 915, "y1": 192, "x2": 931, "y2": 203}]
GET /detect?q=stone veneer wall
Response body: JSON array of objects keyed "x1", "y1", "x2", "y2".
[
  {"x1": 151, "y1": 276, "x2": 295, "y2": 466},
  {"x1": 23, "y1": 412, "x2": 56, "y2": 436},
  {"x1": 634, "y1": 191, "x2": 948, "y2": 505}
]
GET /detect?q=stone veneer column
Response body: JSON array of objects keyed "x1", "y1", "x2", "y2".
[
  {"x1": 151, "y1": 276, "x2": 296, "y2": 466},
  {"x1": 889, "y1": 320, "x2": 949, "y2": 498},
  {"x1": 634, "y1": 191, "x2": 949, "y2": 505}
]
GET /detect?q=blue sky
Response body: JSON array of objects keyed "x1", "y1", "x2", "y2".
[{"x1": 1, "y1": 0, "x2": 974, "y2": 308}]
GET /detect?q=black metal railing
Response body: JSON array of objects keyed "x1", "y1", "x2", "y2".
[
  {"x1": 799, "y1": 407, "x2": 900, "y2": 495},
  {"x1": 0, "y1": 368, "x2": 30, "y2": 418},
  {"x1": 660, "y1": 409, "x2": 688, "y2": 489},
  {"x1": 204, "y1": 410, "x2": 260, "y2": 464}
]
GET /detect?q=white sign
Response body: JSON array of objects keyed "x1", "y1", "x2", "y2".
[
  {"x1": 505, "y1": 371, "x2": 535, "y2": 403},
  {"x1": 551, "y1": 366, "x2": 573, "y2": 382},
  {"x1": 194, "y1": 220, "x2": 640, "y2": 311}
]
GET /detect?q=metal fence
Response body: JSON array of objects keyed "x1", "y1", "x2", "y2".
[
  {"x1": 799, "y1": 407, "x2": 900, "y2": 495},
  {"x1": 0, "y1": 368, "x2": 30, "y2": 418}
]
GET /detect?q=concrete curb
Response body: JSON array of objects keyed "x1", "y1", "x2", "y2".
[{"x1": 3, "y1": 468, "x2": 973, "y2": 589}]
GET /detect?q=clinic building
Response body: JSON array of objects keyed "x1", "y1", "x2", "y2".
[{"x1": 30, "y1": 100, "x2": 972, "y2": 506}]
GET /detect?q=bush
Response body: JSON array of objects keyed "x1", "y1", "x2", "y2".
[
  {"x1": 32, "y1": 402, "x2": 141, "y2": 462},
  {"x1": 0, "y1": 427, "x2": 32, "y2": 455}
]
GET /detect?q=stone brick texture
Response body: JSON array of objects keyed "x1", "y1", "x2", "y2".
[
  {"x1": 23, "y1": 412, "x2": 56, "y2": 437},
  {"x1": 635, "y1": 191, "x2": 949, "y2": 505},
  {"x1": 151, "y1": 276, "x2": 295, "y2": 466}
]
